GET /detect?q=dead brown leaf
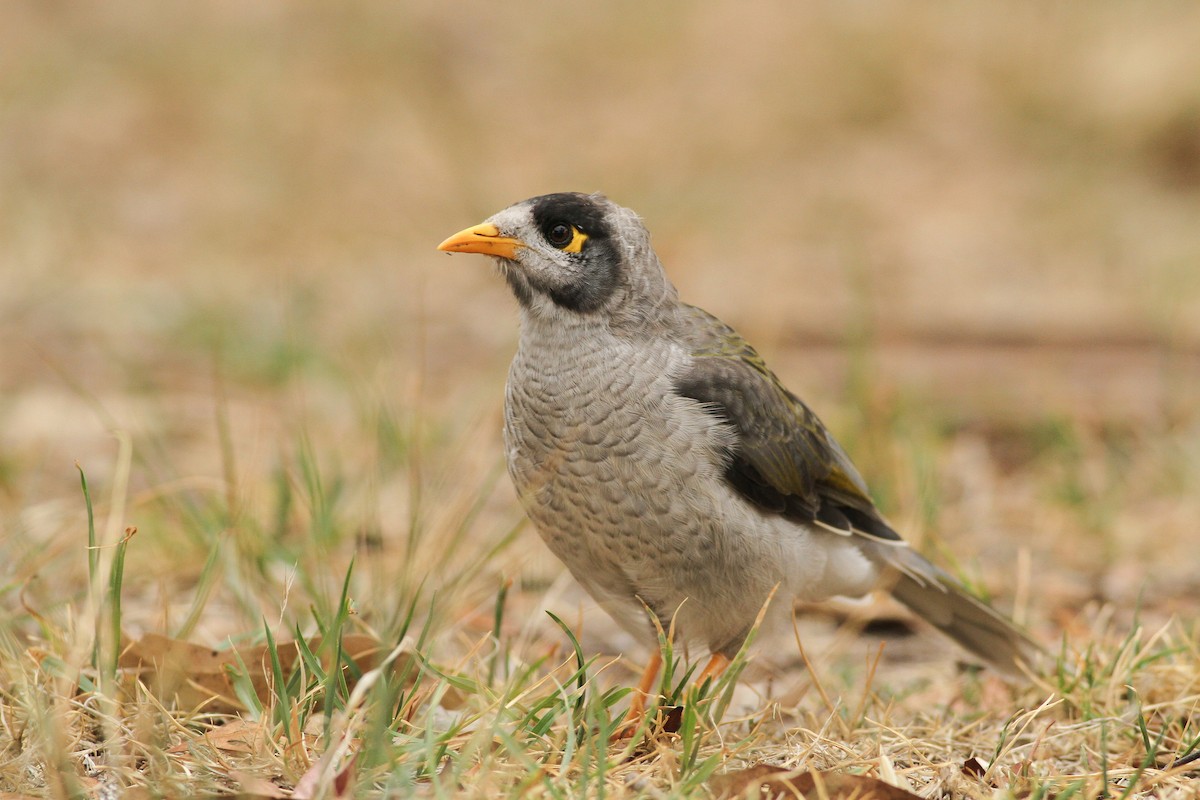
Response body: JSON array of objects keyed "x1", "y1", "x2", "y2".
[
  {"x1": 116, "y1": 633, "x2": 403, "y2": 713},
  {"x1": 168, "y1": 717, "x2": 273, "y2": 755},
  {"x1": 961, "y1": 756, "x2": 989, "y2": 779},
  {"x1": 230, "y1": 770, "x2": 292, "y2": 799},
  {"x1": 658, "y1": 705, "x2": 685, "y2": 735},
  {"x1": 710, "y1": 766, "x2": 922, "y2": 800}
]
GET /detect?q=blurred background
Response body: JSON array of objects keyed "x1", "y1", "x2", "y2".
[{"x1": 3, "y1": 2, "x2": 1199, "y2": 648}]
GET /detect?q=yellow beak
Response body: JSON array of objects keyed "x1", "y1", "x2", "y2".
[{"x1": 437, "y1": 223, "x2": 524, "y2": 260}]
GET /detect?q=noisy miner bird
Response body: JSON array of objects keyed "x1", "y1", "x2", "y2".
[{"x1": 438, "y1": 192, "x2": 1040, "y2": 731}]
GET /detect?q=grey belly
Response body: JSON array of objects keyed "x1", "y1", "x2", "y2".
[{"x1": 503, "y1": 388, "x2": 786, "y2": 653}]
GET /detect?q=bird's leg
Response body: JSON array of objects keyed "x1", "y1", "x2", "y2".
[
  {"x1": 613, "y1": 651, "x2": 732, "y2": 742},
  {"x1": 695, "y1": 652, "x2": 731, "y2": 688},
  {"x1": 612, "y1": 650, "x2": 663, "y2": 741}
]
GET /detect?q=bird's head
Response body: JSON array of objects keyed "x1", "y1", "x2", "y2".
[{"x1": 438, "y1": 192, "x2": 676, "y2": 325}]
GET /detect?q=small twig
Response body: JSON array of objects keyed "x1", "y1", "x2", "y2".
[
  {"x1": 792, "y1": 616, "x2": 834, "y2": 718},
  {"x1": 1169, "y1": 749, "x2": 1200, "y2": 770}
]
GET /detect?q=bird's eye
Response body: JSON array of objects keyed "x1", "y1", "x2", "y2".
[
  {"x1": 544, "y1": 222, "x2": 590, "y2": 253},
  {"x1": 547, "y1": 223, "x2": 573, "y2": 248}
]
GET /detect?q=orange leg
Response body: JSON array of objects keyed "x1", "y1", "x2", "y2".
[
  {"x1": 613, "y1": 650, "x2": 662, "y2": 740},
  {"x1": 614, "y1": 651, "x2": 733, "y2": 741},
  {"x1": 695, "y1": 652, "x2": 732, "y2": 688}
]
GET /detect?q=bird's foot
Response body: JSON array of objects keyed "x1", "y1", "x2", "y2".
[{"x1": 609, "y1": 650, "x2": 664, "y2": 742}]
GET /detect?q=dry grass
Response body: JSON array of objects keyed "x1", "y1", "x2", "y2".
[{"x1": 2, "y1": 2, "x2": 1199, "y2": 797}]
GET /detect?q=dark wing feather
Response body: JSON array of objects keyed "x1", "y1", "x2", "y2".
[
  {"x1": 671, "y1": 305, "x2": 1046, "y2": 674},
  {"x1": 672, "y1": 305, "x2": 902, "y2": 544}
]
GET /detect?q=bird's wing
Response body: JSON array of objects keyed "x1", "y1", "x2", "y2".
[
  {"x1": 672, "y1": 306, "x2": 1048, "y2": 673},
  {"x1": 672, "y1": 305, "x2": 903, "y2": 545}
]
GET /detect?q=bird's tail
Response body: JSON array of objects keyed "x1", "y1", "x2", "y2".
[{"x1": 871, "y1": 545, "x2": 1044, "y2": 677}]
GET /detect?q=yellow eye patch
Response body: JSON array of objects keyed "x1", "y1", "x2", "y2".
[{"x1": 563, "y1": 227, "x2": 588, "y2": 254}]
